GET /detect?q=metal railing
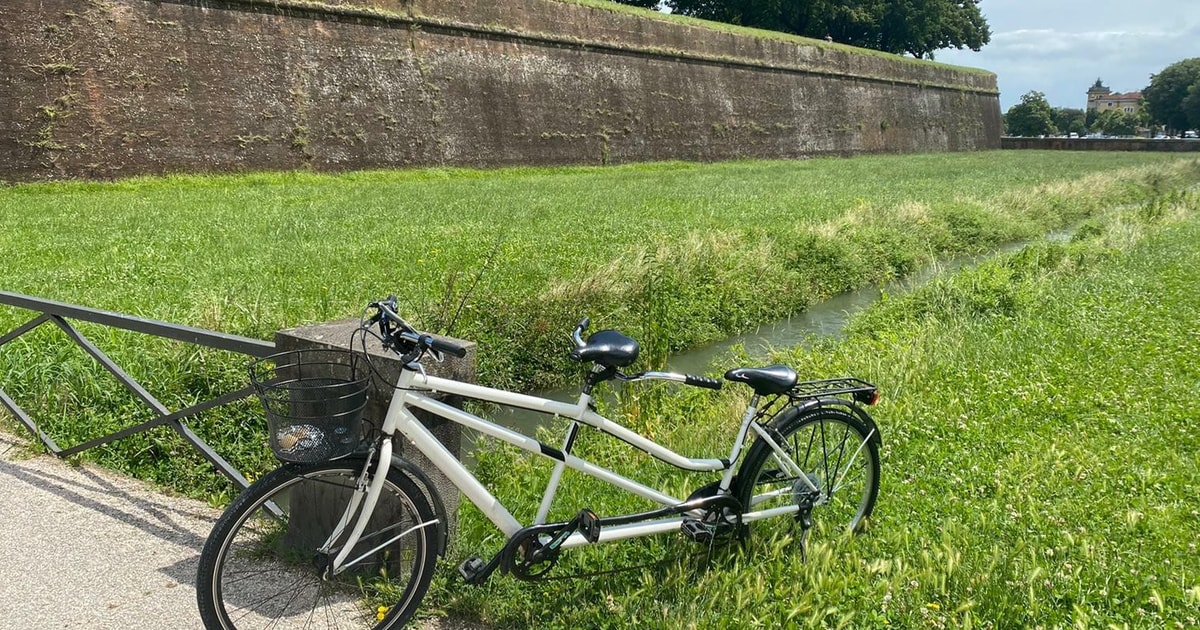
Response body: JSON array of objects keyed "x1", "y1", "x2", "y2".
[{"x1": 0, "y1": 290, "x2": 275, "y2": 490}]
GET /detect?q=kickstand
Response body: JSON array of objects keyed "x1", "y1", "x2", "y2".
[{"x1": 796, "y1": 499, "x2": 814, "y2": 564}]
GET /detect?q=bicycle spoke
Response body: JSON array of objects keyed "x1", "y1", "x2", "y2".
[
  {"x1": 227, "y1": 573, "x2": 308, "y2": 625},
  {"x1": 825, "y1": 422, "x2": 850, "y2": 496},
  {"x1": 830, "y1": 429, "x2": 874, "y2": 496},
  {"x1": 802, "y1": 425, "x2": 817, "y2": 472},
  {"x1": 267, "y1": 581, "x2": 307, "y2": 630},
  {"x1": 819, "y1": 419, "x2": 831, "y2": 489}
]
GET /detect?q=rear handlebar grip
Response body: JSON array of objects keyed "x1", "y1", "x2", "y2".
[{"x1": 684, "y1": 374, "x2": 723, "y2": 390}]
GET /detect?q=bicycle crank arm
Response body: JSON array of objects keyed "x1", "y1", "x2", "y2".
[{"x1": 458, "y1": 508, "x2": 600, "y2": 585}]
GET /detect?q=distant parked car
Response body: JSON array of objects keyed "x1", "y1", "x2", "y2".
[
  {"x1": 1068, "y1": 132, "x2": 1079, "y2": 138},
  {"x1": 1184, "y1": 130, "x2": 1199, "y2": 139}
]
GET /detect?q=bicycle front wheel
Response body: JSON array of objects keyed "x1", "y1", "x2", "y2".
[
  {"x1": 196, "y1": 459, "x2": 438, "y2": 630},
  {"x1": 734, "y1": 406, "x2": 879, "y2": 549}
]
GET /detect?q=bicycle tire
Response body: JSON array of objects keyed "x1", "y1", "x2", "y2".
[
  {"x1": 734, "y1": 406, "x2": 880, "y2": 548},
  {"x1": 196, "y1": 459, "x2": 438, "y2": 630}
]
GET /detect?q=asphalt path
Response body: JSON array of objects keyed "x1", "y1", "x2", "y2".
[
  {"x1": 0, "y1": 431, "x2": 215, "y2": 629},
  {"x1": 0, "y1": 431, "x2": 479, "y2": 630}
]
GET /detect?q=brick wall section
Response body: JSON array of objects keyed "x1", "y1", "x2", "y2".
[
  {"x1": 0, "y1": 0, "x2": 1001, "y2": 182},
  {"x1": 1002, "y1": 137, "x2": 1200, "y2": 152}
]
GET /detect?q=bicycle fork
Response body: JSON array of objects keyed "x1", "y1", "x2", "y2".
[{"x1": 314, "y1": 439, "x2": 438, "y2": 579}]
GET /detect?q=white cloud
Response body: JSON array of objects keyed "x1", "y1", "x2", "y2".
[
  {"x1": 989, "y1": 27, "x2": 1195, "y2": 64},
  {"x1": 936, "y1": 2, "x2": 1200, "y2": 110},
  {"x1": 995, "y1": 29, "x2": 1148, "y2": 57}
]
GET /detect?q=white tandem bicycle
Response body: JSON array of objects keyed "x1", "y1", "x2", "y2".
[{"x1": 196, "y1": 297, "x2": 882, "y2": 629}]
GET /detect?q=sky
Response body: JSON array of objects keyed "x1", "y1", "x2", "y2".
[{"x1": 935, "y1": 0, "x2": 1200, "y2": 112}]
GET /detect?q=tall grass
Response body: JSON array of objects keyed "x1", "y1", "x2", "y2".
[
  {"x1": 430, "y1": 187, "x2": 1200, "y2": 628},
  {"x1": 1, "y1": 153, "x2": 1199, "y2": 502}
]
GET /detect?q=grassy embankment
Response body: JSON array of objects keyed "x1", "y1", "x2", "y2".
[
  {"x1": 0, "y1": 152, "x2": 1198, "y2": 504},
  {"x1": 435, "y1": 184, "x2": 1200, "y2": 628}
]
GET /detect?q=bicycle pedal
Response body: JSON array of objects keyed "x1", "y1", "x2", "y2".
[
  {"x1": 457, "y1": 556, "x2": 487, "y2": 584},
  {"x1": 578, "y1": 508, "x2": 601, "y2": 544},
  {"x1": 680, "y1": 518, "x2": 715, "y2": 544}
]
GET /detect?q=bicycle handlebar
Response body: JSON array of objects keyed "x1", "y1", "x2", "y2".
[
  {"x1": 366, "y1": 297, "x2": 469, "y2": 361},
  {"x1": 571, "y1": 317, "x2": 590, "y2": 348}
]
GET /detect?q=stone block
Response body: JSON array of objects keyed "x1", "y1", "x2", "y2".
[{"x1": 275, "y1": 318, "x2": 476, "y2": 539}]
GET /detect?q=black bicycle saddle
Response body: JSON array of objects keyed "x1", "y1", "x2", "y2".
[
  {"x1": 724, "y1": 365, "x2": 798, "y2": 396},
  {"x1": 570, "y1": 330, "x2": 640, "y2": 368}
]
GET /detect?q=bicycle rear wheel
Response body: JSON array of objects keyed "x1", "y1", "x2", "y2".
[
  {"x1": 196, "y1": 459, "x2": 437, "y2": 630},
  {"x1": 734, "y1": 406, "x2": 879, "y2": 549}
]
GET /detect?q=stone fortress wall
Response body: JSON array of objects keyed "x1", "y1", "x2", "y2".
[{"x1": 0, "y1": 0, "x2": 1002, "y2": 182}]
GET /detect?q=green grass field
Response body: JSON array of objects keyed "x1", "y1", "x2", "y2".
[
  {"x1": 1, "y1": 152, "x2": 1199, "y2": 499},
  {"x1": 3, "y1": 152, "x2": 1197, "y2": 392},
  {"x1": 2, "y1": 153, "x2": 1199, "y2": 626},
  {"x1": 435, "y1": 185, "x2": 1200, "y2": 629}
]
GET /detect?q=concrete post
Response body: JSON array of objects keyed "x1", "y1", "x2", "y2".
[{"x1": 274, "y1": 320, "x2": 475, "y2": 538}]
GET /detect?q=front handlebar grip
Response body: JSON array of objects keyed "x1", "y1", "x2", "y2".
[
  {"x1": 422, "y1": 334, "x2": 469, "y2": 359},
  {"x1": 684, "y1": 374, "x2": 723, "y2": 390},
  {"x1": 391, "y1": 327, "x2": 468, "y2": 360}
]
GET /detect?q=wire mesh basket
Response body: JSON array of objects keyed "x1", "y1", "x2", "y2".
[{"x1": 249, "y1": 348, "x2": 369, "y2": 464}]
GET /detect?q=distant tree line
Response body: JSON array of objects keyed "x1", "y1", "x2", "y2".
[
  {"x1": 611, "y1": 0, "x2": 990, "y2": 59},
  {"x1": 1003, "y1": 92, "x2": 1145, "y2": 137},
  {"x1": 1004, "y1": 58, "x2": 1200, "y2": 137},
  {"x1": 1143, "y1": 58, "x2": 1200, "y2": 134}
]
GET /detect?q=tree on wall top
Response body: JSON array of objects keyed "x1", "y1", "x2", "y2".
[
  {"x1": 610, "y1": 0, "x2": 991, "y2": 59},
  {"x1": 1091, "y1": 109, "x2": 1139, "y2": 137}
]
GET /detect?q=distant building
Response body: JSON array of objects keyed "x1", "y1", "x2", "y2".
[{"x1": 1086, "y1": 79, "x2": 1141, "y2": 114}]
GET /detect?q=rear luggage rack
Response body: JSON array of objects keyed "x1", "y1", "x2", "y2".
[{"x1": 789, "y1": 377, "x2": 878, "y2": 405}]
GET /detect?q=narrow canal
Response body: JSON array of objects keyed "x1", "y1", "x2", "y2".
[{"x1": 470, "y1": 230, "x2": 1069, "y2": 449}]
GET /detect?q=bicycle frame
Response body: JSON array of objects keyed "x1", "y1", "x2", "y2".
[{"x1": 324, "y1": 362, "x2": 825, "y2": 574}]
